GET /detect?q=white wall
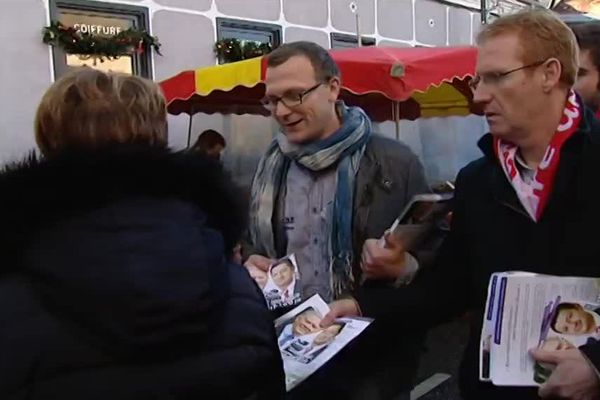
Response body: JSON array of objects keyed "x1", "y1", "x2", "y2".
[{"x1": 0, "y1": 0, "x2": 53, "y2": 165}]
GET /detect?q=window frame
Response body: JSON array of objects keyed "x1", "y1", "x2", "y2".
[
  {"x1": 216, "y1": 17, "x2": 282, "y2": 63},
  {"x1": 49, "y1": 0, "x2": 152, "y2": 79},
  {"x1": 330, "y1": 32, "x2": 376, "y2": 49}
]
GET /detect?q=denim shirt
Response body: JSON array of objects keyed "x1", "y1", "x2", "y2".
[{"x1": 283, "y1": 161, "x2": 337, "y2": 302}]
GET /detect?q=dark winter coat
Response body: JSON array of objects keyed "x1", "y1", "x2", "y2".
[{"x1": 0, "y1": 146, "x2": 285, "y2": 400}]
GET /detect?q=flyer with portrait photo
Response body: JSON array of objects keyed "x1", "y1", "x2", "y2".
[
  {"x1": 274, "y1": 294, "x2": 372, "y2": 391},
  {"x1": 479, "y1": 271, "x2": 600, "y2": 386},
  {"x1": 261, "y1": 254, "x2": 302, "y2": 311}
]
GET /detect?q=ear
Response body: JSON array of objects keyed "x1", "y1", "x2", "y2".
[
  {"x1": 541, "y1": 58, "x2": 562, "y2": 93},
  {"x1": 328, "y1": 77, "x2": 341, "y2": 102}
]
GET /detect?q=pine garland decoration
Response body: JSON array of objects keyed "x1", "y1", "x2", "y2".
[
  {"x1": 214, "y1": 38, "x2": 273, "y2": 63},
  {"x1": 42, "y1": 21, "x2": 161, "y2": 63}
]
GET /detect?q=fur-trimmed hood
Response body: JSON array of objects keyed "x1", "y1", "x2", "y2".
[
  {"x1": 0, "y1": 145, "x2": 246, "y2": 254},
  {"x1": 0, "y1": 146, "x2": 247, "y2": 355}
]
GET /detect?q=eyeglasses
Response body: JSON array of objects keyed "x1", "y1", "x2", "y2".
[
  {"x1": 261, "y1": 82, "x2": 323, "y2": 111},
  {"x1": 469, "y1": 60, "x2": 547, "y2": 91}
]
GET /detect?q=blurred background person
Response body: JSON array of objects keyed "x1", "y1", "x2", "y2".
[
  {"x1": 189, "y1": 128, "x2": 227, "y2": 161},
  {"x1": 572, "y1": 22, "x2": 600, "y2": 115},
  {"x1": 0, "y1": 68, "x2": 283, "y2": 399}
]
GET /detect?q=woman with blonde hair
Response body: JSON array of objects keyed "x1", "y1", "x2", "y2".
[{"x1": 0, "y1": 68, "x2": 283, "y2": 399}]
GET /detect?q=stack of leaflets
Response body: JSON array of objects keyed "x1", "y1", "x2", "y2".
[
  {"x1": 480, "y1": 271, "x2": 600, "y2": 386},
  {"x1": 274, "y1": 294, "x2": 372, "y2": 391}
]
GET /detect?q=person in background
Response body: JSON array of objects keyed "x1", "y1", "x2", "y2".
[
  {"x1": 189, "y1": 129, "x2": 226, "y2": 160},
  {"x1": 244, "y1": 41, "x2": 431, "y2": 400},
  {"x1": 0, "y1": 68, "x2": 284, "y2": 400},
  {"x1": 572, "y1": 22, "x2": 600, "y2": 116},
  {"x1": 325, "y1": 9, "x2": 600, "y2": 400}
]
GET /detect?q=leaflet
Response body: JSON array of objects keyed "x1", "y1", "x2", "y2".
[
  {"x1": 249, "y1": 254, "x2": 303, "y2": 311},
  {"x1": 274, "y1": 294, "x2": 372, "y2": 391},
  {"x1": 480, "y1": 271, "x2": 600, "y2": 386}
]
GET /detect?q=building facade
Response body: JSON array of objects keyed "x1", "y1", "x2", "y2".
[{"x1": 1, "y1": 0, "x2": 536, "y2": 185}]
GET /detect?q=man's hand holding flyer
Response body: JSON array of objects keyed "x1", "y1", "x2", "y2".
[
  {"x1": 274, "y1": 295, "x2": 372, "y2": 391},
  {"x1": 248, "y1": 253, "x2": 373, "y2": 391},
  {"x1": 382, "y1": 192, "x2": 453, "y2": 250},
  {"x1": 480, "y1": 272, "x2": 600, "y2": 386}
]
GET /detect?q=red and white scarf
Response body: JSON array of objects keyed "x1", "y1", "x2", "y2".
[{"x1": 494, "y1": 90, "x2": 582, "y2": 222}]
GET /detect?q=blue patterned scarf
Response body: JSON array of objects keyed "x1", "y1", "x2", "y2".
[{"x1": 249, "y1": 103, "x2": 372, "y2": 298}]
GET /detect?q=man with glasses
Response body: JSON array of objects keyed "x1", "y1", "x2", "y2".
[
  {"x1": 244, "y1": 41, "x2": 430, "y2": 399},
  {"x1": 572, "y1": 22, "x2": 600, "y2": 117},
  {"x1": 324, "y1": 9, "x2": 600, "y2": 400}
]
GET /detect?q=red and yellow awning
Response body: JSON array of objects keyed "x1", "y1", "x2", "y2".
[{"x1": 159, "y1": 46, "x2": 480, "y2": 122}]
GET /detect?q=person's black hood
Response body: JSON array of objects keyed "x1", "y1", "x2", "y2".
[{"x1": 0, "y1": 145, "x2": 247, "y2": 359}]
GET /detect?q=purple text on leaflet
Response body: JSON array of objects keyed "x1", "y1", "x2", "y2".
[
  {"x1": 487, "y1": 275, "x2": 498, "y2": 321},
  {"x1": 494, "y1": 277, "x2": 507, "y2": 345}
]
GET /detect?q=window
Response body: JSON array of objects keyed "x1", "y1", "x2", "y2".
[
  {"x1": 216, "y1": 18, "x2": 282, "y2": 63},
  {"x1": 330, "y1": 32, "x2": 376, "y2": 49},
  {"x1": 50, "y1": 0, "x2": 152, "y2": 78}
]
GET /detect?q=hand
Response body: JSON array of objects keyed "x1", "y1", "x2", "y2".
[
  {"x1": 361, "y1": 230, "x2": 407, "y2": 281},
  {"x1": 320, "y1": 298, "x2": 361, "y2": 328},
  {"x1": 231, "y1": 243, "x2": 242, "y2": 264},
  {"x1": 243, "y1": 254, "x2": 274, "y2": 272},
  {"x1": 531, "y1": 347, "x2": 600, "y2": 399}
]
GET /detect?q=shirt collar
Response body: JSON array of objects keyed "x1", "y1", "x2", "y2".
[{"x1": 514, "y1": 151, "x2": 535, "y2": 171}]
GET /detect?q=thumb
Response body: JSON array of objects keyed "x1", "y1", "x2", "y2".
[
  {"x1": 384, "y1": 230, "x2": 403, "y2": 250},
  {"x1": 320, "y1": 311, "x2": 336, "y2": 328},
  {"x1": 530, "y1": 348, "x2": 561, "y2": 365},
  {"x1": 256, "y1": 257, "x2": 274, "y2": 271}
]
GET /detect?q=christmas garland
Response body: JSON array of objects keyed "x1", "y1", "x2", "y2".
[
  {"x1": 214, "y1": 38, "x2": 273, "y2": 64},
  {"x1": 42, "y1": 21, "x2": 161, "y2": 64}
]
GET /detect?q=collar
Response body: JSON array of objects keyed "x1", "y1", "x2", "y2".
[
  {"x1": 513, "y1": 151, "x2": 536, "y2": 185},
  {"x1": 481, "y1": 109, "x2": 594, "y2": 219},
  {"x1": 514, "y1": 151, "x2": 534, "y2": 171}
]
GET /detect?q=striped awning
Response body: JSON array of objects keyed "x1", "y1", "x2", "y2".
[{"x1": 159, "y1": 46, "x2": 480, "y2": 122}]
